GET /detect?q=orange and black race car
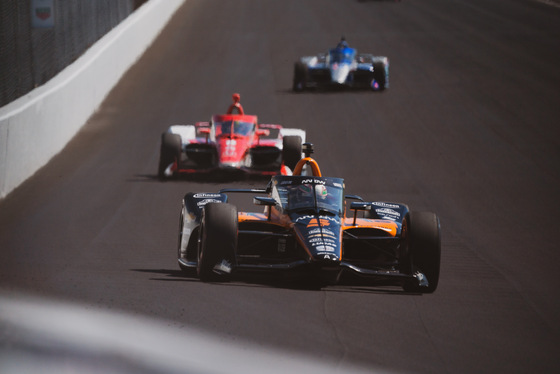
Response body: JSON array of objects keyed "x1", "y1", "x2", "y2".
[{"x1": 177, "y1": 143, "x2": 441, "y2": 292}]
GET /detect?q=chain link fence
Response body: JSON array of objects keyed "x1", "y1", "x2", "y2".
[{"x1": 0, "y1": 0, "x2": 148, "y2": 108}]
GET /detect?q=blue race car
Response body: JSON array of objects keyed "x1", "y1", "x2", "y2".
[{"x1": 293, "y1": 38, "x2": 389, "y2": 92}]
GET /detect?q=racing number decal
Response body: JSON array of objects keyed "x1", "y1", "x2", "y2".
[
  {"x1": 224, "y1": 139, "x2": 237, "y2": 157},
  {"x1": 307, "y1": 218, "x2": 331, "y2": 227}
]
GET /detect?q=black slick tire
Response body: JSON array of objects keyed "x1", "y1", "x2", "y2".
[
  {"x1": 403, "y1": 211, "x2": 441, "y2": 293},
  {"x1": 197, "y1": 203, "x2": 238, "y2": 282},
  {"x1": 158, "y1": 132, "x2": 181, "y2": 180},
  {"x1": 282, "y1": 135, "x2": 302, "y2": 172},
  {"x1": 177, "y1": 202, "x2": 195, "y2": 275},
  {"x1": 372, "y1": 62, "x2": 387, "y2": 91},
  {"x1": 292, "y1": 62, "x2": 307, "y2": 92}
]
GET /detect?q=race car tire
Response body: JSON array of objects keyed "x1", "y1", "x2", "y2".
[
  {"x1": 292, "y1": 62, "x2": 307, "y2": 92},
  {"x1": 282, "y1": 135, "x2": 302, "y2": 171},
  {"x1": 397, "y1": 213, "x2": 412, "y2": 273},
  {"x1": 197, "y1": 203, "x2": 238, "y2": 282},
  {"x1": 372, "y1": 62, "x2": 387, "y2": 91},
  {"x1": 403, "y1": 211, "x2": 441, "y2": 293},
  {"x1": 158, "y1": 132, "x2": 182, "y2": 180},
  {"x1": 177, "y1": 202, "x2": 195, "y2": 275}
]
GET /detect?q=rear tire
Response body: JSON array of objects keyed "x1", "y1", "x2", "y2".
[
  {"x1": 372, "y1": 62, "x2": 387, "y2": 91},
  {"x1": 158, "y1": 132, "x2": 181, "y2": 179},
  {"x1": 282, "y1": 135, "x2": 302, "y2": 171},
  {"x1": 293, "y1": 62, "x2": 307, "y2": 92},
  {"x1": 403, "y1": 211, "x2": 441, "y2": 293},
  {"x1": 197, "y1": 203, "x2": 238, "y2": 282}
]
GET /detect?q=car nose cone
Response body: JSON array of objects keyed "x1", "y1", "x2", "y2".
[{"x1": 331, "y1": 64, "x2": 350, "y2": 84}]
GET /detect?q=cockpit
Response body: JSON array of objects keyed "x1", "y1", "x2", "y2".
[
  {"x1": 214, "y1": 120, "x2": 256, "y2": 137},
  {"x1": 270, "y1": 176, "x2": 344, "y2": 217},
  {"x1": 328, "y1": 47, "x2": 356, "y2": 64}
]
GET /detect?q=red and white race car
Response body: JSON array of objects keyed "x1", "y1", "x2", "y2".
[{"x1": 158, "y1": 94, "x2": 306, "y2": 179}]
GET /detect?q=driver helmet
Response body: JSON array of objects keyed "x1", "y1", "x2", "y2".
[
  {"x1": 297, "y1": 184, "x2": 313, "y2": 197},
  {"x1": 315, "y1": 184, "x2": 328, "y2": 200},
  {"x1": 337, "y1": 36, "x2": 348, "y2": 49}
]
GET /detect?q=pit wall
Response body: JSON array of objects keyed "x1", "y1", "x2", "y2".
[{"x1": 0, "y1": 0, "x2": 186, "y2": 199}]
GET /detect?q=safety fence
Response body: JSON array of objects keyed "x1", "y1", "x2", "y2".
[{"x1": 0, "y1": 0, "x2": 147, "y2": 108}]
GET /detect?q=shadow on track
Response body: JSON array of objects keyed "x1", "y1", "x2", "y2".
[
  {"x1": 128, "y1": 173, "x2": 271, "y2": 185},
  {"x1": 277, "y1": 87, "x2": 387, "y2": 95},
  {"x1": 130, "y1": 268, "x2": 199, "y2": 283},
  {"x1": 131, "y1": 268, "x2": 422, "y2": 295}
]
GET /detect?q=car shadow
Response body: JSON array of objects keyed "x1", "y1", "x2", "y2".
[
  {"x1": 130, "y1": 268, "x2": 198, "y2": 282},
  {"x1": 128, "y1": 173, "x2": 272, "y2": 184},
  {"x1": 276, "y1": 87, "x2": 385, "y2": 96},
  {"x1": 132, "y1": 268, "x2": 421, "y2": 295}
]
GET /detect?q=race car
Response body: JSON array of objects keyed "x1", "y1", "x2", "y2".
[
  {"x1": 293, "y1": 38, "x2": 389, "y2": 92},
  {"x1": 176, "y1": 143, "x2": 441, "y2": 292},
  {"x1": 158, "y1": 93, "x2": 306, "y2": 179}
]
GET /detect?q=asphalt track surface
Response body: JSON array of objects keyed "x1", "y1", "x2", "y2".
[{"x1": 1, "y1": 0, "x2": 559, "y2": 373}]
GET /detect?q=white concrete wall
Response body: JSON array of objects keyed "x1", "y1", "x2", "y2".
[{"x1": 0, "y1": 0, "x2": 186, "y2": 199}]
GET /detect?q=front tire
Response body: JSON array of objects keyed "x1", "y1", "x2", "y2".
[
  {"x1": 282, "y1": 135, "x2": 302, "y2": 171},
  {"x1": 158, "y1": 132, "x2": 182, "y2": 179},
  {"x1": 197, "y1": 203, "x2": 238, "y2": 282},
  {"x1": 372, "y1": 62, "x2": 388, "y2": 91},
  {"x1": 177, "y1": 202, "x2": 195, "y2": 274},
  {"x1": 293, "y1": 62, "x2": 307, "y2": 92},
  {"x1": 403, "y1": 211, "x2": 441, "y2": 293}
]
